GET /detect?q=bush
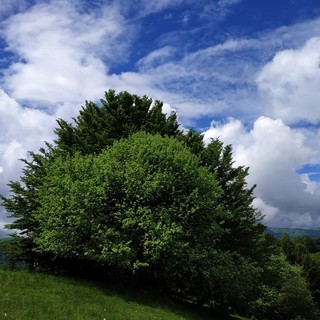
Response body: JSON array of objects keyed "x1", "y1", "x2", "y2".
[{"x1": 33, "y1": 132, "x2": 224, "y2": 297}]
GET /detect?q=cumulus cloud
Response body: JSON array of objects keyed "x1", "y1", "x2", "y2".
[
  {"x1": 252, "y1": 198, "x2": 279, "y2": 222},
  {"x1": 204, "y1": 116, "x2": 320, "y2": 227},
  {"x1": 0, "y1": 81, "x2": 92, "y2": 237},
  {"x1": 0, "y1": 89, "x2": 56, "y2": 193},
  {"x1": 0, "y1": 86, "x2": 84, "y2": 210},
  {"x1": 1, "y1": 1, "x2": 131, "y2": 108},
  {"x1": 257, "y1": 37, "x2": 320, "y2": 124}
]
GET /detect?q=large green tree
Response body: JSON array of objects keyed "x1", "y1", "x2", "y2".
[
  {"x1": 1, "y1": 90, "x2": 180, "y2": 266},
  {"x1": 3, "y1": 89, "x2": 306, "y2": 318},
  {"x1": 16, "y1": 132, "x2": 266, "y2": 311}
]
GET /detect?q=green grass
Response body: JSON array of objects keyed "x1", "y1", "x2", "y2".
[{"x1": 0, "y1": 270, "x2": 240, "y2": 320}]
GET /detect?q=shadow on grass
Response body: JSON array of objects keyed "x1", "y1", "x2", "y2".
[{"x1": 59, "y1": 273, "x2": 237, "y2": 320}]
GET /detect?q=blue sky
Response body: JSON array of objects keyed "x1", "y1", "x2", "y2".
[{"x1": 1, "y1": 0, "x2": 320, "y2": 234}]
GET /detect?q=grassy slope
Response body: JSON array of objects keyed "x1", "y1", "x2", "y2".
[{"x1": 0, "y1": 271, "x2": 242, "y2": 320}]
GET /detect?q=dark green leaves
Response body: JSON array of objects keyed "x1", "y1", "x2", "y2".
[{"x1": 54, "y1": 90, "x2": 180, "y2": 156}]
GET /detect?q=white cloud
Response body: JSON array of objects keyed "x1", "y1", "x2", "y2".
[
  {"x1": 131, "y1": 18, "x2": 320, "y2": 124},
  {"x1": 137, "y1": 46, "x2": 176, "y2": 71},
  {"x1": 1, "y1": 1, "x2": 131, "y2": 108},
  {"x1": 257, "y1": 37, "x2": 320, "y2": 124},
  {"x1": 0, "y1": 88, "x2": 60, "y2": 235},
  {"x1": 0, "y1": 86, "x2": 86, "y2": 236},
  {"x1": 3, "y1": 1, "x2": 318, "y2": 126},
  {"x1": 203, "y1": 117, "x2": 252, "y2": 148},
  {"x1": 131, "y1": 39, "x2": 263, "y2": 124},
  {"x1": 0, "y1": 89, "x2": 56, "y2": 192},
  {"x1": 300, "y1": 174, "x2": 320, "y2": 194},
  {"x1": 203, "y1": 116, "x2": 320, "y2": 228},
  {"x1": 252, "y1": 198, "x2": 279, "y2": 222}
]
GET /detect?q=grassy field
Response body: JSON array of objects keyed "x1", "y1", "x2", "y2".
[{"x1": 0, "y1": 270, "x2": 244, "y2": 320}]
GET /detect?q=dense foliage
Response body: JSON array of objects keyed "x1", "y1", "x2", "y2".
[
  {"x1": 280, "y1": 234, "x2": 320, "y2": 310},
  {"x1": 1, "y1": 90, "x2": 319, "y2": 319},
  {"x1": 34, "y1": 133, "x2": 226, "y2": 299},
  {"x1": 54, "y1": 90, "x2": 179, "y2": 155}
]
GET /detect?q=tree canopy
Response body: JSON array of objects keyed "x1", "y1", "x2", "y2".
[
  {"x1": 34, "y1": 132, "x2": 225, "y2": 296},
  {"x1": 54, "y1": 90, "x2": 180, "y2": 155}
]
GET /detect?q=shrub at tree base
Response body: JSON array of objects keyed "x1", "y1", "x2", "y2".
[{"x1": 33, "y1": 133, "x2": 223, "y2": 299}]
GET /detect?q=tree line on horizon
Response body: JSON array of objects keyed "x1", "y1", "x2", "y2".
[{"x1": 1, "y1": 90, "x2": 320, "y2": 319}]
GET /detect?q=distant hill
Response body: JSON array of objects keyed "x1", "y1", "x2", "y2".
[{"x1": 265, "y1": 227, "x2": 320, "y2": 239}]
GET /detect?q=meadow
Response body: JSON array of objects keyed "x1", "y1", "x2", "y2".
[{"x1": 0, "y1": 270, "x2": 245, "y2": 320}]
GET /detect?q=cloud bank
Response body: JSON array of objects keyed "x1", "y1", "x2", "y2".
[
  {"x1": 204, "y1": 117, "x2": 320, "y2": 227},
  {"x1": 257, "y1": 37, "x2": 320, "y2": 124}
]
